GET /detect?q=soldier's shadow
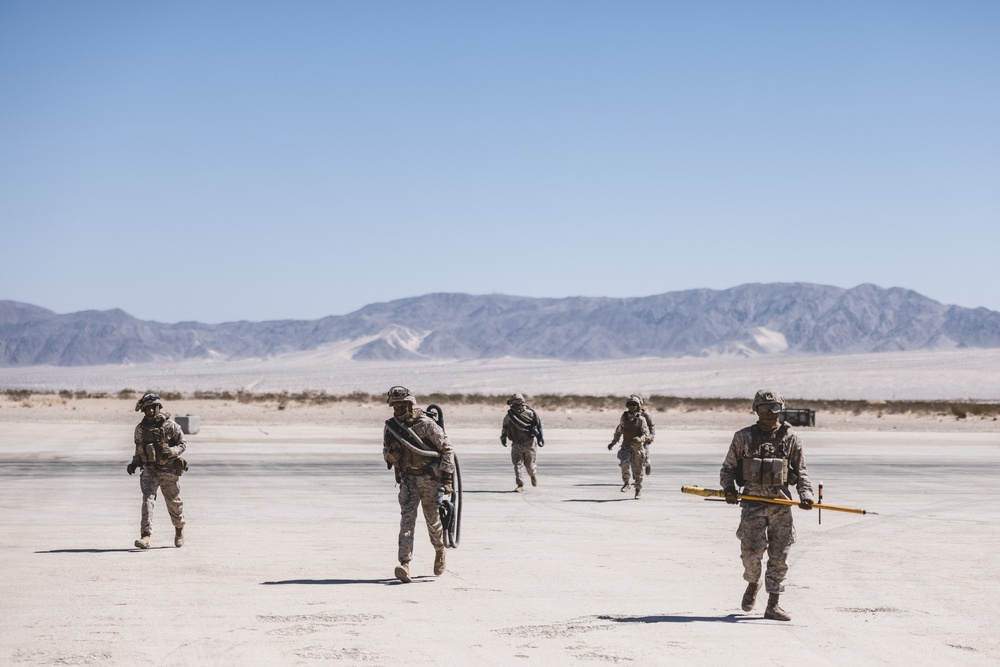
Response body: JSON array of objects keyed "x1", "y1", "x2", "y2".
[
  {"x1": 463, "y1": 489, "x2": 521, "y2": 494},
  {"x1": 599, "y1": 613, "x2": 756, "y2": 624},
  {"x1": 573, "y1": 483, "x2": 623, "y2": 487},
  {"x1": 562, "y1": 498, "x2": 633, "y2": 504},
  {"x1": 36, "y1": 548, "x2": 163, "y2": 554},
  {"x1": 261, "y1": 577, "x2": 433, "y2": 586}
]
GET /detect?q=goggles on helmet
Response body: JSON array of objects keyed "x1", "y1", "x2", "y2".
[{"x1": 386, "y1": 386, "x2": 414, "y2": 404}]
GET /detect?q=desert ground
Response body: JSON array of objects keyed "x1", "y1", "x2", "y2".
[
  {"x1": 5, "y1": 347, "x2": 1000, "y2": 401},
  {"x1": 2, "y1": 391, "x2": 999, "y2": 666}
]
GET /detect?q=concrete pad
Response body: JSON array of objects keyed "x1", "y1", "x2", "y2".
[{"x1": 2, "y1": 424, "x2": 999, "y2": 665}]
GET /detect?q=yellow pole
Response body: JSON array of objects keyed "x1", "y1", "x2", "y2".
[{"x1": 680, "y1": 486, "x2": 873, "y2": 516}]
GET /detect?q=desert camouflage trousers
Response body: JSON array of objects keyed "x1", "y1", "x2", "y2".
[
  {"x1": 736, "y1": 502, "x2": 796, "y2": 594},
  {"x1": 139, "y1": 467, "x2": 185, "y2": 536},
  {"x1": 618, "y1": 444, "x2": 647, "y2": 490},
  {"x1": 510, "y1": 440, "x2": 537, "y2": 487},
  {"x1": 397, "y1": 473, "x2": 444, "y2": 564}
]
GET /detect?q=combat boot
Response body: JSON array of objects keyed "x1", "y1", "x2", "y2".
[
  {"x1": 634, "y1": 489, "x2": 642, "y2": 499},
  {"x1": 394, "y1": 562, "x2": 411, "y2": 584},
  {"x1": 741, "y1": 580, "x2": 761, "y2": 612},
  {"x1": 764, "y1": 593, "x2": 791, "y2": 621},
  {"x1": 434, "y1": 548, "x2": 446, "y2": 576},
  {"x1": 530, "y1": 474, "x2": 537, "y2": 487},
  {"x1": 515, "y1": 484, "x2": 524, "y2": 493},
  {"x1": 174, "y1": 526, "x2": 185, "y2": 548},
  {"x1": 620, "y1": 482, "x2": 630, "y2": 492},
  {"x1": 134, "y1": 534, "x2": 151, "y2": 550}
]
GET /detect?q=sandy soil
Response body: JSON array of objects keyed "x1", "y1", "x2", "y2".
[
  {"x1": 4, "y1": 347, "x2": 1000, "y2": 401},
  {"x1": 3, "y1": 395, "x2": 999, "y2": 433},
  {"x1": 2, "y1": 405, "x2": 999, "y2": 665}
]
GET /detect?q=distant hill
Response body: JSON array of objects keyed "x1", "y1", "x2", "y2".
[{"x1": 2, "y1": 283, "x2": 1000, "y2": 366}]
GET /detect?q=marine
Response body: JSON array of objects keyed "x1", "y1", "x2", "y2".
[
  {"x1": 500, "y1": 393, "x2": 544, "y2": 492},
  {"x1": 127, "y1": 392, "x2": 188, "y2": 549},
  {"x1": 607, "y1": 395, "x2": 651, "y2": 499},
  {"x1": 720, "y1": 389, "x2": 814, "y2": 621},
  {"x1": 382, "y1": 386, "x2": 455, "y2": 583},
  {"x1": 631, "y1": 394, "x2": 656, "y2": 475}
]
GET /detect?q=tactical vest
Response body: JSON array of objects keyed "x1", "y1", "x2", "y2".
[
  {"x1": 621, "y1": 412, "x2": 646, "y2": 446},
  {"x1": 738, "y1": 423, "x2": 798, "y2": 487},
  {"x1": 506, "y1": 407, "x2": 537, "y2": 441},
  {"x1": 137, "y1": 419, "x2": 168, "y2": 464}
]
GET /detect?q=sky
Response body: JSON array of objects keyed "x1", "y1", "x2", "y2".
[{"x1": 2, "y1": 1, "x2": 998, "y2": 324}]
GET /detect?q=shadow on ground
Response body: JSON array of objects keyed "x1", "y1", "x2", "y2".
[
  {"x1": 261, "y1": 577, "x2": 433, "y2": 586},
  {"x1": 464, "y1": 490, "x2": 520, "y2": 494},
  {"x1": 599, "y1": 614, "x2": 757, "y2": 624},
  {"x1": 563, "y1": 498, "x2": 633, "y2": 504},
  {"x1": 36, "y1": 548, "x2": 169, "y2": 554}
]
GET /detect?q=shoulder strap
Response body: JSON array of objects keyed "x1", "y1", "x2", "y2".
[{"x1": 385, "y1": 418, "x2": 439, "y2": 457}]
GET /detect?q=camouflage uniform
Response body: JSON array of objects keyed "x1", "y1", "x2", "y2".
[
  {"x1": 629, "y1": 394, "x2": 656, "y2": 474},
  {"x1": 131, "y1": 411, "x2": 187, "y2": 539},
  {"x1": 383, "y1": 407, "x2": 455, "y2": 566},
  {"x1": 720, "y1": 421, "x2": 813, "y2": 595},
  {"x1": 501, "y1": 397, "x2": 544, "y2": 490},
  {"x1": 610, "y1": 408, "x2": 650, "y2": 495}
]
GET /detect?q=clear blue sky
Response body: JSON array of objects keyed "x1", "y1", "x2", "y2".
[{"x1": 2, "y1": 1, "x2": 998, "y2": 323}]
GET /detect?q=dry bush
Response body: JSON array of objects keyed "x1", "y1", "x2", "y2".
[{"x1": 0, "y1": 388, "x2": 998, "y2": 419}]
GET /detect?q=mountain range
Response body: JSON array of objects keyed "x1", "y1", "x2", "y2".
[{"x1": 2, "y1": 283, "x2": 999, "y2": 367}]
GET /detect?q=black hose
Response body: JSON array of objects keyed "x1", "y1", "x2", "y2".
[
  {"x1": 427, "y1": 403, "x2": 460, "y2": 548},
  {"x1": 426, "y1": 403, "x2": 445, "y2": 430},
  {"x1": 451, "y1": 454, "x2": 462, "y2": 547}
]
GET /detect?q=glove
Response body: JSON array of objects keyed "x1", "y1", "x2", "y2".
[
  {"x1": 386, "y1": 460, "x2": 393, "y2": 470},
  {"x1": 156, "y1": 444, "x2": 174, "y2": 460},
  {"x1": 441, "y1": 474, "x2": 454, "y2": 496},
  {"x1": 538, "y1": 441, "x2": 544, "y2": 447},
  {"x1": 724, "y1": 487, "x2": 739, "y2": 505},
  {"x1": 500, "y1": 438, "x2": 507, "y2": 447},
  {"x1": 169, "y1": 457, "x2": 188, "y2": 476},
  {"x1": 607, "y1": 443, "x2": 615, "y2": 451},
  {"x1": 799, "y1": 497, "x2": 814, "y2": 510},
  {"x1": 127, "y1": 462, "x2": 138, "y2": 475}
]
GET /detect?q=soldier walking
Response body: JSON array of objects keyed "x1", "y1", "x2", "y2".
[
  {"x1": 629, "y1": 394, "x2": 656, "y2": 475},
  {"x1": 500, "y1": 393, "x2": 544, "y2": 492},
  {"x1": 607, "y1": 395, "x2": 651, "y2": 499},
  {"x1": 127, "y1": 392, "x2": 188, "y2": 549},
  {"x1": 382, "y1": 386, "x2": 455, "y2": 583},
  {"x1": 720, "y1": 390, "x2": 814, "y2": 621}
]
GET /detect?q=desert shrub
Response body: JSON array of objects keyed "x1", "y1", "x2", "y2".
[{"x1": 10, "y1": 389, "x2": 997, "y2": 419}]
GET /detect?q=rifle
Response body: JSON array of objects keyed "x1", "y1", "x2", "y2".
[{"x1": 680, "y1": 486, "x2": 876, "y2": 515}]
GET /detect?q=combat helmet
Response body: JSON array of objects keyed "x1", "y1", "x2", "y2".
[
  {"x1": 507, "y1": 393, "x2": 525, "y2": 406},
  {"x1": 135, "y1": 392, "x2": 163, "y2": 412},
  {"x1": 386, "y1": 386, "x2": 416, "y2": 405},
  {"x1": 627, "y1": 394, "x2": 643, "y2": 409},
  {"x1": 752, "y1": 389, "x2": 785, "y2": 413}
]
